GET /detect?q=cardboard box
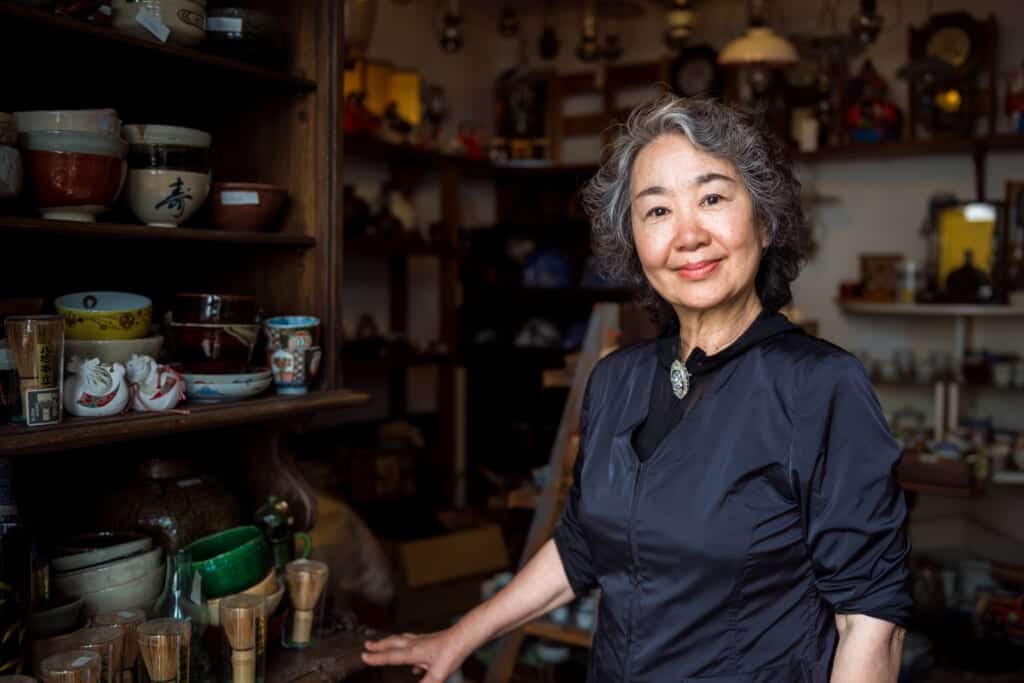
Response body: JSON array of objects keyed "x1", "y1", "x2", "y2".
[{"x1": 396, "y1": 523, "x2": 508, "y2": 589}]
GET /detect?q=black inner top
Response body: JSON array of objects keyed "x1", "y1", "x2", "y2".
[{"x1": 633, "y1": 309, "x2": 788, "y2": 461}]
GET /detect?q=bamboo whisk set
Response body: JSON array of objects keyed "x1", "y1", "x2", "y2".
[{"x1": 284, "y1": 559, "x2": 328, "y2": 648}]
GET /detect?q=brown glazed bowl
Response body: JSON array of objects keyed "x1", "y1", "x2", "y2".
[
  {"x1": 171, "y1": 293, "x2": 259, "y2": 325},
  {"x1": 166, "y1": 321, "x2": 259, "y2": 373},
  {"x1": 210, "y1": 182, "x2": 287, "y2": 232}
]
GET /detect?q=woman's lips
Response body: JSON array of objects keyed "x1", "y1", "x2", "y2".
[{"x1": 675, "y1": 259, "x2": 720, "y2": 280}]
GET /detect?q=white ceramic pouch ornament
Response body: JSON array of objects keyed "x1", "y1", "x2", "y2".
[
  {"x1": 64, "y1": 357, "x2": 131, "y2": 417},
  {"x1": 126, "y1": 353, "x2": 185, "y2": 411}
]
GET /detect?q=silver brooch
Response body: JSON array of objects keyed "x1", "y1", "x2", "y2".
[{"x1": 670, "y1": 359, "x2": 690, "y2": 400}]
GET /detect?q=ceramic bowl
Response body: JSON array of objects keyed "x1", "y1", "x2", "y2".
[
  {"x1": 55, "y1": 292, "x2": 152, "y2": 341},
  {"x1": 171, "y1": 292, "x2": 259, "y2": 324},
  {"x1": 123, "y1": 124, "x2": 210, "y2": 148},
  {"x1": 20, "y1": 130, "x2": 127, "y2": 222},
  {"x1": 0, "y1": 145, "x2": 22, "y2": 201},
  {"x1": 26, "y1": 597, "x2": 84, "y2": 638},
  {"x1": 126, "y1": 169, "x2": 210, "y2": 227},
  {"x1": 167, "y1": 321, "x2": 259, "y2": 373},
  {"x1": 54, "y1": 546, "x2": 163, "y2": 597},
  {"x1": 210, "y1": 182, "x2": 287, "y2": 232},
  {"x1": 183, "y1": 369, "x2": 272, "y2": 403},
  {"x1": 182, "y1": 574, "x2": 284, "y2": 628},
  {"x1": 78, "y1": 561, "x2": 166, "y2": 618},
  {"x1": 13, "y1": 109, "x2": 120, "y2": 137},
  {"x1": 186, "y1": 526, "x2": 271, "y2": 599},
  {"x1": 111, "y1": 0, "x2": 207, "y2": 47},
  {"x1": 65, "y1": 334, "x2": 163, "y2": 364},
  {"x1": 204, "y1": 6, "x2": 286, "y2": 65},
  {"x1": 53, "y1": 532, "x2": 153, "y2": 572}
]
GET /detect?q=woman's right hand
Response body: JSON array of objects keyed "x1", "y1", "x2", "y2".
[{"x1": 362, "y1": 627, "x2": 472, "y2": 682}]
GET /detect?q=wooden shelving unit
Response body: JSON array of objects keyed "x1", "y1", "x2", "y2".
[
  {"x1": 0, "y1": 216, "x2": 317, "y2": 248},
  {"x1": 0, "y1": 1, "x2": 317, "y2": 91},
  {"x1": 793, "y1": 134, "x2": 1024, "y2": 163},
  {"x1": 0, "y1": 389, "x2": 368, "y2": 457},
  {"x1": 0, "y1": 1, "x2": 363, "y2": 568},
  {"x1": 838, "y1": 301, "x2": 1024, "y2": 317}
]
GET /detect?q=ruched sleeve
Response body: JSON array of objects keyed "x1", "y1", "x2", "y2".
[
  {"x1": 791, "y1": 352, "x2": 913, "y2": 627},
  {"x1": 552, "y1": 372, "x2": 599, "y2": 598}
]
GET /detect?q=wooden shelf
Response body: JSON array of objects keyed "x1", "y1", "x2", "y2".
[
  {"x1": 0, "y1": 216, "x2": 316, "y2": 248},
  {"x1": 0, "y1": 389, "x2": 369, "y2": 457},
  {"x1": 794, "y1": 134, "x2": 1024, "y2": 163},
  {"x1": 838, "y1": 301, "x2": 1024, "y2": 317},
  {"x1": 521, "y1": 621, "x2": 592, "y2": 649},
  {"x1": 345, "y1": 236, "x2": 458, "y2": 258},
  {"x1": 0, "y1": 2, "x2": 317, "y2": 91}
]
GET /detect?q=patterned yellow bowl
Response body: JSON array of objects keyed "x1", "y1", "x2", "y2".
[{"x1": 55, "y1": 291, "x2": 153, "y2": 340}]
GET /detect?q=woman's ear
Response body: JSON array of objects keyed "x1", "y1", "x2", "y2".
[{"x1": 758, "y1": 221, "x2": 772, "y2": 251}]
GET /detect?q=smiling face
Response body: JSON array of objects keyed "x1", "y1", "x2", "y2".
[{"x1": 630, "y1": 133, "x2": 768, "y2": 316}]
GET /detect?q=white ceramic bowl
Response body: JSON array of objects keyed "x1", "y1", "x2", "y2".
[
  {"x1": 65, "y1": 334, "x2": 164, "y2": 364},
  {"x1": 123, "y1": 124, "x2": 211, "y2": 148},
  {"x1": 54, "y1": 546, "x2": 163, "y2": 597},
  {"x1": 27, "y1": 597, "x2": 84, "y2": 638},
  {"x1": 183, "y1": 369, "x2": 272, "y2": 403},
  {"x1": 78, "y1": 562, "x2": 166, "y2": 618},
  {"x1": 13, "y1": 109, "x2": 121, "y2": 137},
  {"x1": 52, "y1": 533, "x2": 153, "y2": 572},
  {"x1": 111, "y1": 0, "x2": 207, "y2": 47},
  {"x1": 126, "y1": 168, "x2": 210, "y2": 227}
]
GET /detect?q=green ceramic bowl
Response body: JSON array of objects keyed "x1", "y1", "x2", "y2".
[{"x1": 186, "y1": 526, "x2": 270, "y2": 599}]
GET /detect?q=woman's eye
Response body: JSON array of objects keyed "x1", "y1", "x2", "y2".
[
  {"x1": 701, "y1": 194, "x2": 724, "y2": 207},
  {"x1": 645, "y1": 206, "x2": 669, "y2": 219}
]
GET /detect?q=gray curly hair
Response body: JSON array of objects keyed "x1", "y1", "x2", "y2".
[{"x1": 581, "y1": 95, "x2": 810, "y2": 332}]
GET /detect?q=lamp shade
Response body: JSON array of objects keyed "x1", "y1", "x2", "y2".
[{"x1": 718, "y1": 26, "x2": 798, "y2": 66}]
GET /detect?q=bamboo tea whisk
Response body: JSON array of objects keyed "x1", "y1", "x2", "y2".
[
  {"x1": 39, "y1": 649, "x2": 101, "y2": 683},
  {"x1": 220, "y1": 594, "x2": 265, "y2": 683},
  {"x1": 285, "y1": 559, "x2": 328, "y2": 645},
  {"x1": 92, "y1": 609, "x2": 146, "y2": 683},
  {"x1": 136, "y1": 619, "x2": 190, "y2": 683}
]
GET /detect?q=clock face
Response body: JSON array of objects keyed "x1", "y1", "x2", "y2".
[
  {"x1": 926, "y1": 26, "x2": 972, "y2": 68},
  {"x1": 671, "y1": 45, "x2": 722, "y2": 98}
]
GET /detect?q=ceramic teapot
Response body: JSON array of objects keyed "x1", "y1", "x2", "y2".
[
  {"x1": 126, "y1": 353, "x2": 185, "y2": 411},
  {"x1": 63, "y1": 357, "x2": 130, "y2": 417}
]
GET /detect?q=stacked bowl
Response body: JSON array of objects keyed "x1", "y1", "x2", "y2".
[
  {"x1": 124, "y1": 124, "x2": 211, "y2": 227},
  {"x1": 167, "y1": 293, "x2": 269, "y2": 401},
  {"x1": 56, "y1": 291, "x2": 165, "y2": 365},
  {"x1": 14, "y1": 109, "x2": 127, "y2": 222},
  {"x1": 49, "y1": 532, "x2": 167, "y2": 618}
]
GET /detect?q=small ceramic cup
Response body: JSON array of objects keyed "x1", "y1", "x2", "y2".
[{"x1": 268, "y1": 346, "x2": 322, "y2": 395}]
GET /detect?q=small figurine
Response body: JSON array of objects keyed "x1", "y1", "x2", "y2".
[
  {"x1": 64, "y1": 357, "x2": 131, "y2": 417},
  {"x1": 845, "y1": 60, "x2": 902, "y2": 143},
  {"x1": 126, "y1": 354, "x2": 185, "y2": 412}
]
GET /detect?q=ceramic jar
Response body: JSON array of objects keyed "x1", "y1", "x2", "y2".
[
  {"x1": 124, "y1": 124, "x2": 211, "y2": 227},
  {"x1": 95, "y1": 457, "x2": 241, "y2": 552},
  {"x1": 111, "y1": 0, "x2": 207, "y2": 47}
]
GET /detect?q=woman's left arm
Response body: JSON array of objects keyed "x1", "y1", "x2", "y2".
[{"x1": 831, "y1": 614, "x2": 905, "y2": 682}]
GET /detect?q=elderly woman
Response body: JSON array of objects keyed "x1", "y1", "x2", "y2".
[{"x1": 364, "y1": 96, "x2": 911, "y2": 682}]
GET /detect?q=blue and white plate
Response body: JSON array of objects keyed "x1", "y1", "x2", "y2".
[{"x1": 183, "y1": 369, "x2": 272, "y2": 403}]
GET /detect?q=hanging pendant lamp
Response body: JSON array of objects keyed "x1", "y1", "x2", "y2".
[{"x1": 719, "y1": 0, "x2": 798, "y2": 67}]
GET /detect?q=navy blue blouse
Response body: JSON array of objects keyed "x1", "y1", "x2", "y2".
[{"x1": 553, "y1": 321, "x2": 912, "y2": 682}]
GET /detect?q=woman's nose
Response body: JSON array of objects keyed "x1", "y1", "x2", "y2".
[{"x1": 670, "y1": 211, "x2": 710, "y2": 251}]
